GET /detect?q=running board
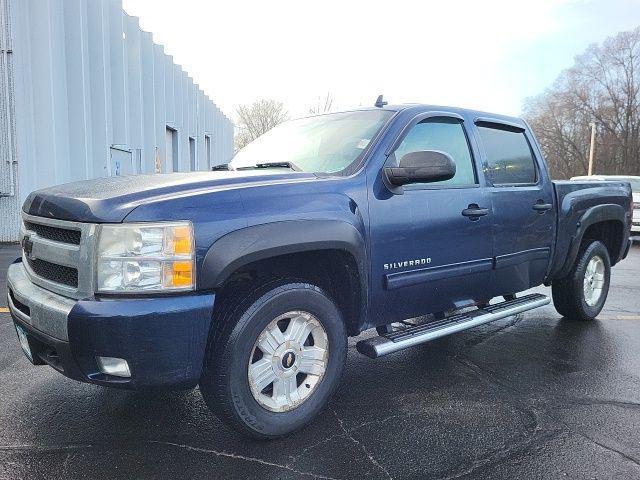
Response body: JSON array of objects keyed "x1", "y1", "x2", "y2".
[{"x1": 356, "y1": 293, "x2": 550, "y2": 359}]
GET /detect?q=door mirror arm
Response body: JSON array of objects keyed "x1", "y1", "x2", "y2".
[{"x1": 382, "y1": 157, "x2": 405, "y2": 195}]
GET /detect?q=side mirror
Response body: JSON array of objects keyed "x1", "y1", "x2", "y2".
[{"x1": 384, "y1": 150, "x2": 456, "y2": 187}]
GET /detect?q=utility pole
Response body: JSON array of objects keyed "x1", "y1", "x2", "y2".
[{"x1": 587, "y1": 122, "x2": 596, "y2": 176}]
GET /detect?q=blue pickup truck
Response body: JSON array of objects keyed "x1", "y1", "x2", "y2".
[{"x1": 7, "y1": 103, "x2": 633, "y2": 439}]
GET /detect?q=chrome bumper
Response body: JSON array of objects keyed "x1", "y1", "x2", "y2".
[{"x1": 7, "y1": 262, "x2": 76, "y2": 341}]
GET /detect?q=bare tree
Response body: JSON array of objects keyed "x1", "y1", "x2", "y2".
[
  {"x1": 235, "y1": 99, "x2": 288, "y2": 151},
  {"x1": 308, "y1": 92, "x2": 334, "y2": 114},
  {"x1": 523, "y1": 27, "x2": 640, "y2": 179}
]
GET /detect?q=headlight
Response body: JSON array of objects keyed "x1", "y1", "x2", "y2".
[{"x1": 96, "y1": 222, "x2": 194, "y2": 293}]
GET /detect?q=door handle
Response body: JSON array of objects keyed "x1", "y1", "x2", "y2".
[
  {"x1": 532, "y1": 202, "x2": 552, "y2": 213},
  {"x1": 462, "y1": 204, "x2": 490, "y2": 220}
]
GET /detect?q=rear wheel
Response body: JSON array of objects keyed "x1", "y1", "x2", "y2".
[
  {"x1": 200, "y1": 280, "x2": 347, "y2": 439},
  {"x1": 552, "y1": 240, "x2": 611, "y2": 321}
]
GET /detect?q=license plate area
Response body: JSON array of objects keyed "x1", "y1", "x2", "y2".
[
  {"x1": 13, "y1": 324, "x2": 56, "y2": 368},
  {"x1": 15, "y1": 324, "x2": 34, "y2": 364}
]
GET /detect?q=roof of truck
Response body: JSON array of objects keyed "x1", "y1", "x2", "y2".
[{"x1": 360, "y1": 103, "x2": 526, "y2": 127}]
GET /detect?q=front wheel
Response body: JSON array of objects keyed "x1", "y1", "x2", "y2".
[
  {"x1": 200, "y1": 281, "x2": 347, "y2": 439},
  {"x1": 552, "y1": 240, "x2": 611, "y2": 321}
]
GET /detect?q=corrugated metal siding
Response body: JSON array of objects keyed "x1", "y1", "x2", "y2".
[
  {"x1": 0, "y1": 0, "x2": 234, "y2": 242},
  {"x1": 0, "y1": 0, "x2": 20, "y2": 242}
]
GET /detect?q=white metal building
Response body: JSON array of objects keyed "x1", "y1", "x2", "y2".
[{"x1": 0, "y1": 0, "x2": 234, "y2": 242}]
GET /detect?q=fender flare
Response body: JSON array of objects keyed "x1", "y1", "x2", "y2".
[
  {"x1": 198, "y1": 220, "x2": 368, "y2": 293},
  {"x1": 555, "y1": 203, "x2": 626, "y2": 278}
]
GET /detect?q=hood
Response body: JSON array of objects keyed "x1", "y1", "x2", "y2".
[{"x1": 23, "y1": 170, "x2": 316, "y2": 223}]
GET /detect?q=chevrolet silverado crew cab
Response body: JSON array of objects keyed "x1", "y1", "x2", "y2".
[{"x1": 7, "y1": 103, "x2": 633, "y2": 439}]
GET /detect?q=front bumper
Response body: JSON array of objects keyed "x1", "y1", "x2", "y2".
[{"x1": 7, "y1": 261, "x2": 215, "y2": 389}]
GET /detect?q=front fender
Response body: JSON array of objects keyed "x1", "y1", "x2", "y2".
[{"x1": 198, "y1": 220, "x2": 368, "y2": 291}]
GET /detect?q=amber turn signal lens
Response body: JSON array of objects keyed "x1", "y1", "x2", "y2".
[
  {"x1": 164, "y1": 261, "x2": 193, "y2": 288},
  {"x1": 172, "y1": 225, "x2": 192, "y2": 256}
]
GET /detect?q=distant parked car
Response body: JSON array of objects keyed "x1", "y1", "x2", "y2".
[{"x1": 571, "y1": 175, "x2": 640, "y2": 235}]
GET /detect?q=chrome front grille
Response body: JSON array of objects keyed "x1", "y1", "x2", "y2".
[
  {"x1": 21, "y1": 213, "x2": 97, "y2": 299},
  {"x1": 25, "y1": 257, "x2": 78, "y2": 288},
  {"x1": 23, "y1": 221, "x2": 81, "y2": 245}
]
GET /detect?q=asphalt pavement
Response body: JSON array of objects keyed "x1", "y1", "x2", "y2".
[{"x1": 1, "y1": 242, "x2": 640, "y2": 479}]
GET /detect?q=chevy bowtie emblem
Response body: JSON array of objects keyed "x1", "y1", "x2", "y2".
[
  {"x1": 281, "y1": 351, "x2": 295, "y2": 369},
  {"x1": 22, "y1": 235, "x2": 34, "y2": 260}
]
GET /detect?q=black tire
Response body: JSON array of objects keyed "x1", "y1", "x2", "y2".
[
  {"x1": 551, "y1": 240, "x2": 611, "y2": 321},
  {"x1": 200, "y1": 280, "x2": 347, "y2": 439}
]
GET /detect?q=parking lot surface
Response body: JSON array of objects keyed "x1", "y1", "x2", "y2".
[{"x1": 1, "y1": 242, "x2": 640, "y2": 479}]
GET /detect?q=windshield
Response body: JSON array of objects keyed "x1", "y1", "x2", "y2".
[{"x1": 230, "y1": 110, "x2": 393, "y2": 174}]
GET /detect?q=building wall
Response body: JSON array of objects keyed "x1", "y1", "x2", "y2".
[
  {"x1": 0, "y1": 0, "x2": 234, "y2": 242},
  {"x1": 0, "y1": 0, "x2": 20, "y2": 241}
]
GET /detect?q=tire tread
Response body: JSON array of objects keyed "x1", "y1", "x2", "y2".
[
  {"x1": 551, "y1": 240, "x2": 610, "y2": 321},
  {"x1": 200, "y1": 277, "x2": 344, "y2": 439}
]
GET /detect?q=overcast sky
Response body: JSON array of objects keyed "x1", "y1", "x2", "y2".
[{"x1": 122, "y1": 0, "x2": 639, "y2": 121}]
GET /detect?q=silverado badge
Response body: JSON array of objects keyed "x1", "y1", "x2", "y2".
[{"x1": 384, "y1": 258, "x2": 431, "y2": 270}]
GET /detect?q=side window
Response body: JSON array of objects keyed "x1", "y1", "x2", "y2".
[
  {"x1": 393, "y1": 118, "x2": 476, "y2": 187},
  {"x1": 476, "y1": 125, "x2": 537, "y2": 185}
]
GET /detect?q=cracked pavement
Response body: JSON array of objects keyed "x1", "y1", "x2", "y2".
[{"x1": 1, "y1": 242, "x2": 640, "y2": 479}]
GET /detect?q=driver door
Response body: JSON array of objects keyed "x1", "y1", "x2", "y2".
[{"x1": 367, "y1": 114, "x2": 495, "y2": 324}]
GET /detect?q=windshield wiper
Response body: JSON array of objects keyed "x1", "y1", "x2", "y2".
[
  {"x1": 211, "y1": 164, "x2": 230, "y2": 171},
  {"x1": 253, "y1": 161, "x2": 301, "y2": 172},
  {"x1": 221, "y1": 161, "x2": 303, "y2": 172}
]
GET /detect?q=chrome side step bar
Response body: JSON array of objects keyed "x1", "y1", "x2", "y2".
[{"x1": 356, "y1": 293, "x2": 550, "y2": 359}]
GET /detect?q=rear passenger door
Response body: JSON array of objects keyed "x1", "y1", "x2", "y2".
[{"x1": 473, "y1": 120, "x2": 555, "y2": 294}]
